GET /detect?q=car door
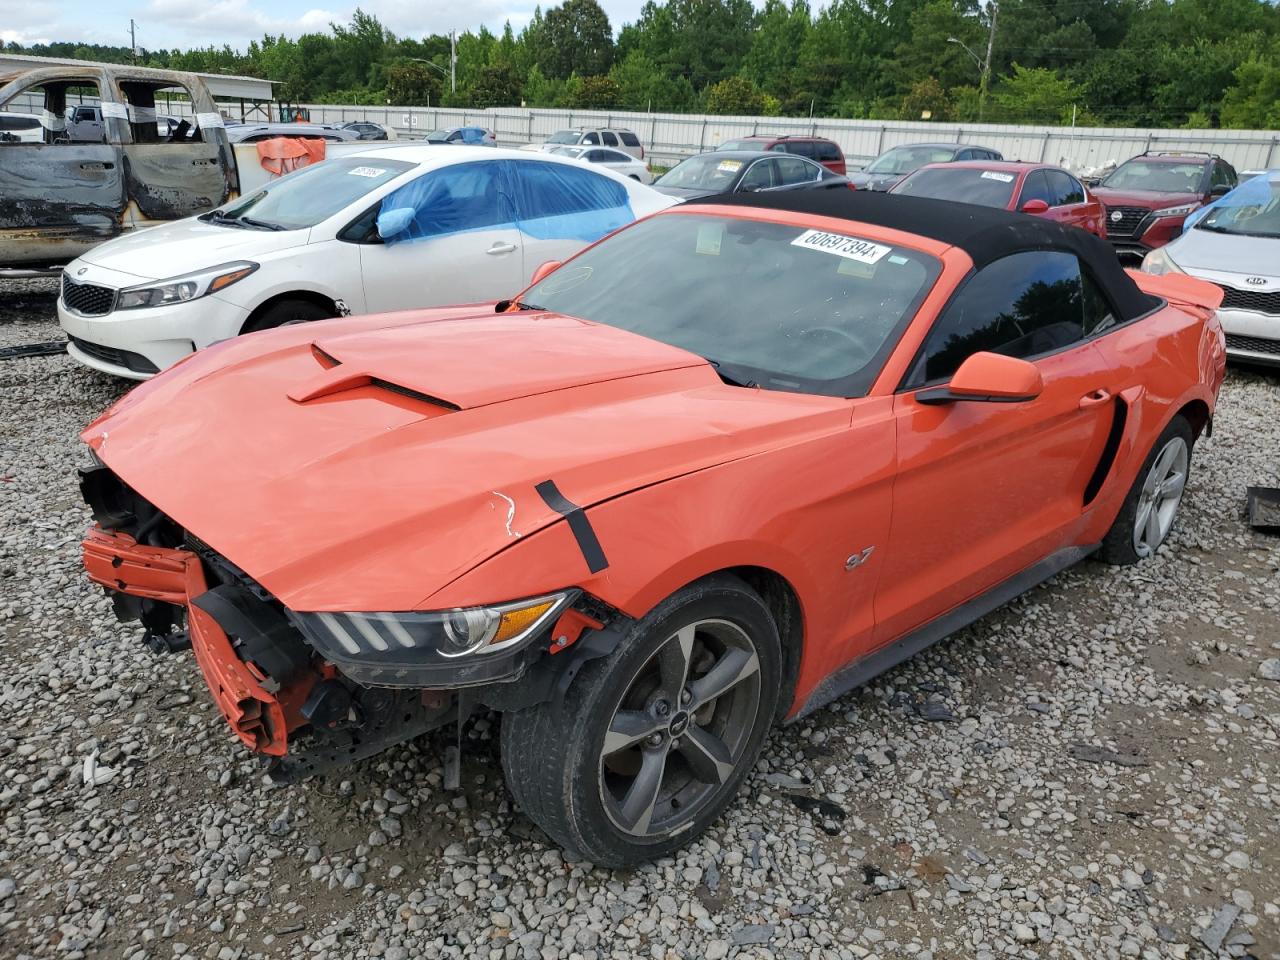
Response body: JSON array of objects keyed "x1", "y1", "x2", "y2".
[
  {"x1": 1044, "y1": 169, "x2": 1092, "y2": 230},
  {"x1": 771, "y1": 156, "x2": 823, "y2": 192},
  {"x1": 0, "y1": 73, "x2": 127, "y2": 265},
  {"x1": 357, "y1": 161, "x2": 525, "y2": 312},
  {"x1": 874, "y1": 250, "x2": 1121, "y2": 646}
]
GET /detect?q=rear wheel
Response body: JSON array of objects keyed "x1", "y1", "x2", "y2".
[
  {"x1": 500, "y1": 575, "x2": 781, "y2": 867},
  {"x1": 1098, "y1": 416, "x2": 1194, "y2": 565},
  {"x1": 244, "y1": 298, "x2": 335, "y2": 334}
]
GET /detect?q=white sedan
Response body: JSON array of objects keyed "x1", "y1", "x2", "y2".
[
  {"x1": 58, "y1": 145, "x2": 673, "y2": 379},
  {"x1": 551, "y1": 145, "x2": 653, "y2": 185}
]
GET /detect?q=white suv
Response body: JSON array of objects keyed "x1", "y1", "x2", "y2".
[{"x1": 541, "y1": 127, "x2": 644, "y2": 160}]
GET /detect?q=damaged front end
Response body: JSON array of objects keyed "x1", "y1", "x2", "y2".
[{"x1": 78, "y1": 460, "x2": 613, "y2": 782}]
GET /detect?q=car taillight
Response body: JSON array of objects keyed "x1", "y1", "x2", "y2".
[
  {"x1": 640, "y1": 145, "x2": 645, "y2": 159},
  {"x1": 846, "y1": 181, "x2": 857, "y2": 190}
]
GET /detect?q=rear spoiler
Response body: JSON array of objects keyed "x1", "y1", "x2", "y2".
[{"x1": 1126, "y1": 268, "x2": 1224, "y2": 313}]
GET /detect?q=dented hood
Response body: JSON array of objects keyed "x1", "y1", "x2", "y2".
[
  {"x1": 85, "y1": 308, "x2": 849, "y2": 611},
  {"x1": 79, "y1": 215, "x2": 308, "y2": 279}
]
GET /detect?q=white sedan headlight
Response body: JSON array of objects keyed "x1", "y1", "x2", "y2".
[
  {"x1": 1151, "y1": 202, "x2": 1199, "y2": 219},
  {"x1": 117, "y1": 261, "x2": 258, "y2": 310},
  {"x1": 1141, "y1": 247, "x2": 1184, "y2": 276}
]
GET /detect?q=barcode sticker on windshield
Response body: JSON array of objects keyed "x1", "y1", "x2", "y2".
[
  {"x1": 980, "y1": 171, "x2": 1015, "y2": 182},
  {"x1": 791, "y1": 230, "x2": 891, "y2": 264},
  {"x1": 348, "y1": 166, "x2": 386, "y2": 178}
]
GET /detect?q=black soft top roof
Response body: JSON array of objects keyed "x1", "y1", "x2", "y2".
[{"x1": 704, "y1": 189, "x2": 1156, "y2": 321}]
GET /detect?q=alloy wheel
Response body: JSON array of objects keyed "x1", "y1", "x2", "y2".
[
  {"x1": 599, "y1": 619, "x2": 761, "y2": 837},
  {"x1": 1133, "y1": 435, "x2": 1189, "y2": 558}
]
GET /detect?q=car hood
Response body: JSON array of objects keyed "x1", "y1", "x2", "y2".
[
  {"x1": 79, "y1": 216, "x2": 309, "y2": 280},
  {"x1": 1166, "y1": 227, "x2": 1280, "y2": 276},
  {"x1": 1090, "y1": 187, "x2": 1200, "y2": 208},
  {"x1": 652, "y1": 185, "x2": 716, "y2": 200},
  {"x1": 84, "y1": 307, "x2": 849, "y2": 611}
]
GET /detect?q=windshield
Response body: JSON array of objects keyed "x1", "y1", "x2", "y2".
[
  {"x1": 866, "y1": 146, "x2": 957, "y2": 175},
  {"x1": 549, "y1": 145, "x2": 586, "y2": 158},
  {"x1": 717, "y1": 139, "x2": 767, "y2": 152},
  {"x1": 216, "y1": 157, "x2": 414, "y2": 230},
  {"x1": 656, "y1": 155, "x2": 746, "y2": 191},
  {"x1": 547, "y1": 130, "x2": 580, "y2": 144},
  {"x1": 424, "y1": 129, "x2": 453, "y2": 142},
  {"x1": 520, "y1": 213, "x2": 940, "y2": 397},
  {"x1": 1196, "y1": 178, "x2": 1280, "y2": 238},
  {"x1": 893, "y1": 166, "x2": 1017, "y2": 208},
  {"x1": 1101, "y1": 160, "x2": 1204, "y2": 193}
]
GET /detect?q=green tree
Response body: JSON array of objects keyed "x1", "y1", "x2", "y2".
[
  {"x1": 471, "y1": 62, "x2": 524, "y2": 106},
  {"x1": 704, "y1": 76, "x2": 767, "y2": 114},
  {"x1": 570, "y1": 74, "x2": 621, "y2": 108},
  {"x1": 990, "y1": 63, "x2": 1088, "y2": 124},
  {"x1": 384, "y1": 63, "x2": 442, "y2": 106},
  {"x1": 1220, "y1": 54, "x2": 1280, "y2": 128},
  {"x1": 541, "y1": 0, "x2": 615, "y2": 80},
  {"x1": 900, "y1": 77, "x2": 953, "y2": 120}
]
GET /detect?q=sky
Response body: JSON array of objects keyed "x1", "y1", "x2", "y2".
[{"x1": 0, "y1": 0, "x2": 657, "y2": 51}]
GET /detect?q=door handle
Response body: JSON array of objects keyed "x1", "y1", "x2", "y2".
[
  {"x1": 486, "y1": 242, "x2": 517, "y2": 255},
  {"x1": 80, "y1": 161, "x2": 115, "y2": 170},
  {"x1": 1079, "y1": 388, "x2": 1112, "y2": 409}
]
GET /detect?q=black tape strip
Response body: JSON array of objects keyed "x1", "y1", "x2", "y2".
[{"x1": 535, "y1": 479, "x2": 609, "y2": 574}]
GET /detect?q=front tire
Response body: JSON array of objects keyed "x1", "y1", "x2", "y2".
[
  {"x1": 244, "y1": 298, "x2": 335, "y2": 334},
  {"x1": 500, "y1": 575, "x2": 782, "y2": 867},
  {"x1": 1097, "y1": 415, "x2": 1194, "y2": 565}
]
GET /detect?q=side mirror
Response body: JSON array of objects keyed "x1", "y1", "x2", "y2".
[
  {"x1": 1020, "y1": 198, "x2": 1050, "y2": 214},
  {"x1": 375, "y1": 207, "x2": 415, "y2": 240},
  {"x1": 917, "y1": 352, "x2": 1044, "y2": 405},
  {"x1": 530, "y1": 260, "x2": 562, "y2": 285},
  {"x1": 1209, "y1": 183, "x2": 1231, "y2": 198}
]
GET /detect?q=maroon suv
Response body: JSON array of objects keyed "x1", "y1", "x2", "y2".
[
  {"x1": 1090, "y1": 152, "x2": 1237, "y2": 260},
  {"x1": 715, "y1": 135, "x2": 846, "y2": 175}
]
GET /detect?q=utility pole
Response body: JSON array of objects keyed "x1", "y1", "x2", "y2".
[
  {"x1": 130, "y1": 19, "x2": 138, "y2": 64},
  {"x1": 450, "y1": 30, "x2": 456, "y2": 94},
  {"x1": 978, "y1": 0, "x2": 998, "y2": 122}
]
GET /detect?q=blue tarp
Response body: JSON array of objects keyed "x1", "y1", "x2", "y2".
[
  {"x1": 376, "y1": 159, "x2": 634, "y2": 246},
  {"x1": 1183, "y1": 170, "x2": 1280, "y2": 232}
]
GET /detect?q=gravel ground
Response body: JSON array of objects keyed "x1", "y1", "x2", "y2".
[{"x1": 1, "y1": 278, "x2": 1278, "y2": 960}]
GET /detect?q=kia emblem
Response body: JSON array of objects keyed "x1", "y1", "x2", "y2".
[
  {"x1": 1110, "y1": 210, "x2": 1123, "y2": 222},
  {"x1": 77, "y1": 267, "x2": 87, "y2": 276},
  {"x1": 1245, "y1": 276, "x2": 1266, "y2": 286}
]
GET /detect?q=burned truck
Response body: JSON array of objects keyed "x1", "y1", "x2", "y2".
[{"x1": 0, "y1": 64, "x2": 238, "y2": 270}]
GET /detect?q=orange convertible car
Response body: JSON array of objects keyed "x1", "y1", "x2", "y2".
[{"x1": 78, "y1": 192, "x2": 1225, "y2": 865}]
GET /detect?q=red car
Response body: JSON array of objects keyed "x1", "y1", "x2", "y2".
[
  {"x1": 716, "y1": 135, "x2": 846, "y2": 175},
  {"x1": 78, "y1": 191, "x2": 1225, "y2": 866},
  {"x1": 1090, "y1": 151, "x2": 1237, "y2": 260},
  {"x1": 890, "y1": 161, "x2": 1106, "y2": 237}
]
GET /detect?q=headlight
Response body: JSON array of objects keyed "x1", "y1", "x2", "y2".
[
  {"x1": 1151, "y1": 202, "x2": 1199, "y2": 219},
  {"x1": 294, "y1": 591, "x2": 575, "y2": 662},
  {"x1": 1141, "y1": 247, "x2": 1184, "y2": 276},
  {"x1": 116, "y1": 261, "x2": 258, "y2": 310}
]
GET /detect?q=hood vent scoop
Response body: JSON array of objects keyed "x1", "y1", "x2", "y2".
[{"x1": 288, "y1": 342, "x2": 460, "y2": 411}]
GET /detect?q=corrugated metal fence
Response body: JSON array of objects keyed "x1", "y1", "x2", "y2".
[
  {"x1": 301, "y1": 105, "x2": 1280, "y2": 173},
  {"x1": 6, "y1": 90, "x2": 1279, "y2": 172}
]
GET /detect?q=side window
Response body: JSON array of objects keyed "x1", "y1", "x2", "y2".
[
  {"x1": 586, "y1": 149, "x2": 609, "y2": 162},
  {"x1": 817, "y1": 141, "x2": 841, "y2": 162},
  {"x1": 8, "y1": 79, "x2": 107, "y2": 144},
  {"x1": 739, "y1": 158, "x2": 777, "y2": 191},
  {"x1": 786, "y1": 140, "x2": 816, "y2": 159},
  {"x1": 776, "y1": 156, "x2": 819, "y2": 185},
  {"x1": 769, "y1": 143, "x2": 787, "y2": 153},
  {"x1": 913, "y1": 251, "x2": 1088, "y2": 384},
  {"x1": 1046, "y1": 170, "x2": 1084, "y2": 206},
  {"x1": 120, "y1": 80, "x2": 205, "y2": 144},
  {"x1": 602, "y1": 131, "x2": 618, "y2": 147},
  {"x1": 1211, "y1": 162, "x2": 1233, "y2": 189},
  {"x1": 509, "y1": 160, "x2": 632, "y2": 241},
  {"x1": 582, "y1": 131, "x2": 600, "y2": 145},
  {"x1": 1018, "y1": 169, "x2": 1053, "y2": 207},
  {"x1": 954, "y1": 149, "x2": 973, "y2": 161},
  {"x1": 446, "y1": 130, "x2": 463, "y2": 142},
  {"x1": 618, "y1": 132, "x2": 640, "y2": 148},
  {"x1": 1082, "y1": 269, "x2": 1116, "y2": 336},
  {"x1": 378, "y1": 162, "x2": 512, "y2": 241}
]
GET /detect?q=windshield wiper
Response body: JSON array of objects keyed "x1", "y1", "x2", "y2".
[
  {"x1": 706, "y1": 358, "x2": 758, "y2": 388},
  {"x1": 236, "y1": 215, "x2": 286, "y2": 232}
]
